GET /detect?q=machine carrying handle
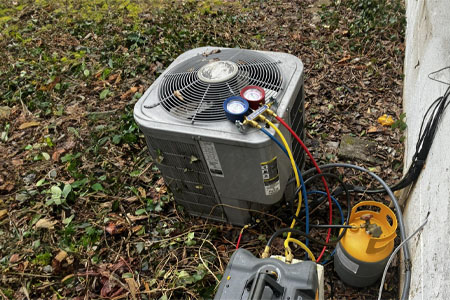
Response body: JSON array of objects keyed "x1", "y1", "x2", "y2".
[{"x1": 247, "y1": 272, "x2": 284, "y2": 300}]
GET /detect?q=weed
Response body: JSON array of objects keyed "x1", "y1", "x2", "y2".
[
  {"x1": 392, "y1": 112, "x2": 407, "y2": 131},
  {"x1": 32, "y1": 252, "x2": 52, "y2": 266}
]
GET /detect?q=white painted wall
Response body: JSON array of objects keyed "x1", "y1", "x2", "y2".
[{"x1": 402, "y1": 0, "x2": 450, "y2": 299}]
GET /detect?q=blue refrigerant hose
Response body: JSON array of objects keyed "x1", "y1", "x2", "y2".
[
  {"x1": 260, "y1": 127, "x2": 310, "y2": 247},
  {"x1": 307, "y1": 190, "x2": 345, "y2": 265}
]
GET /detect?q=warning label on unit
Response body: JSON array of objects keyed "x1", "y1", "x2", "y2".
[
  {"x1": 199, "y1": 141, "x2": 224, "y2": 177},
  {"x1": 260, "y1": 157, "x2": 280, "y2": 195}
]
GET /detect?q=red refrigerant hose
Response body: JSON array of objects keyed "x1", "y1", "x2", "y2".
[
  {"x1": 236, "y1": 231, "x2": 243, "y2": 249},
  {"x1": 275, "y1": 116, "x2": 333, "y2": 262}
]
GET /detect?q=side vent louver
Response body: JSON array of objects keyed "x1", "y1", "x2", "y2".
[{"x1": 147, "y1": 137, "x2": 225, "y2": 220}]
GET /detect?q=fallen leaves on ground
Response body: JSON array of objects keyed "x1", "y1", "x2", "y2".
[
  {"x1": 34, "y1": 218, "x2": 57, "y2": 229},
  {"x1": 0, "y1": 0, "x2": 405, "y2": 299},
  {"x1": 18, "y1": 121, "x2": 40, "y2": 130}
]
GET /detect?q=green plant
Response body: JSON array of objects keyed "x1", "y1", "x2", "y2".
[
  {"x1": 32, "y1": 252, "x2": 52, "y2": 265},
  {"x1": 392, "y1": 113, "x2": 407, "y2": 131},
  {"x1": 45, "y1": 184, "x2": 72, "y2": 206}
]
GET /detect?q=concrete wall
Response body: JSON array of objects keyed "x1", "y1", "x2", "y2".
[{"x1": 402, "y1": 0, "x2": 450, "y2": 298}]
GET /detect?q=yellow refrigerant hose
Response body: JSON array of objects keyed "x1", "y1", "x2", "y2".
[{"x1": 263, "y1": 117, "x2": 313, "y2": 258}]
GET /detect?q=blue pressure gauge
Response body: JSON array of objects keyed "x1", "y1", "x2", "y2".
[{"x1": 223, "y1": 96, "x2": 249, "y2": 123}]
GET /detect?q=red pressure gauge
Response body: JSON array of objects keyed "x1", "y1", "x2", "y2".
[{"x1": 240, "y1": 85, "x2": 266, "y2": 110}]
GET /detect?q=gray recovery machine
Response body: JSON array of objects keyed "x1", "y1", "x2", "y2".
[{"x1": 214, "y1": 248, "x2": 319, "y2": 300}]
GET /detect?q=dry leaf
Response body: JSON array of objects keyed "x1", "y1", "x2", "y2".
[
  {"x1": 107, "y1": 73, "x2": 119, "y2": 83},
  {"x1": 105, "y1": 222, "x2": 126, "y2": 235},
  {"x1": 66, "y1": 256, "x2": 74, "y2": 265},
  {"x1": 338, "y1": 55, "x2": 351, "y2": 64},
  {"x1": 12, "y1": 159, "x2": 23, "y2": 166},
  {"x1": 377, "y1": 114, "x2": 395, "y2": 126},
  {"x1": 150, "y1": 62, "x2": 162, "y2": 74},
  {"x1": 0, "y1": 106, "x2": 12, "y2": 120},
  {"x1": 0, "y1": 182, "x2": 14, "y2": 192},
  {"x1": 40, "y1": 77, "x2": 60, "y2": 91},
  {"x1": 138, "y1": 186, "x2": 146, "y2": 198},
  {"x1": 0, "y1": 209, "x2": 7, "y2": 220},
  {"x1": 144, "y1": 281, "x2": 151, "y2": 293},
  {"x1": 132, "y1": 225, "x2": 143, "y2": 233},
  {"x1": 19, "y1": 121, "x2": 40, "y2": 130},
  {"x1": 367, "y1": 126, "x2": 379, "y2": 133},
  {"x1": 55, "y1": 250, "x2": 68, "y2": 262},
  {"x1": 156, "y1": 177, "x2": 164, "y2": 186},
  {"x1": 61, "y1": 274, "x2": 75, "y2": 283},
  {"x1": 202, "y1": 49, "x2": 221, "y2": 57},
  {"x1": 9, "y1": 254, "x2": 20, "y2": 263},
  {"x1": 114, "y1": 73, "x2": 122, "y2": 85},
  {"x1": 352, "y1": 65, "x2": 367, "y2": 70},
  {"x1": 120, "y1": 86, "x2": 138, "y2": 100},
  {"x1": 52, "y1": 148, "x2": 66, "y2": 161},
  {"x1": 105, "y1": 222, "x2": 117, "y2": 235},
  {"x1": 35, "y1": 218, "x2": 57, "y2": 229},
  {"x1": 174, "y1": 90, "x2": 184, "y2": 101},
  {"x1": 124, "y1": 196, "x2": 138, "y2": 203},
  {"x1": 17, "y1": 260, "x2": 29, "y2": 272},
  {"x1": 126, "y1": 213, "x2": 148, "y2": 222},
  {"x1": 125, "y1": 277, "x2": 139, "y2": 300}
]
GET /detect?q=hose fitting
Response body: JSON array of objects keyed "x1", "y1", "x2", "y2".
[
  {"x1": 261, "y1": 246, "x2": 271, "y2": 259},
  {"x1": 257, "y1": 114, "x2": 268, "y2": 123},
  {"x1": 285, "y1": 247, "x2": 294, "y2": 264},
  {"x1": 265, "y1": 108, "x2": 277, "y2": 118},
  {"x1": 243, "y1": 118, "x2": 261, "y2": 129}
]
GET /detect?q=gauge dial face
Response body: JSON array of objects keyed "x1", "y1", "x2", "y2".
[
  {"x1": 227, "y1": 100, "x2": 247, "y2": 114},
  {"x1": 243, "y1": 88, "x2": 263, "y2": 101}
]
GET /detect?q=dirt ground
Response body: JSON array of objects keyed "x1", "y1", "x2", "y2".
[{"x1": 0, "y1": 0, "x2": 406, "y2": 299}]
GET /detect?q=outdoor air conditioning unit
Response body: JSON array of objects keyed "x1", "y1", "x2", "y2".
[{"x1": 134, "y1": 47, "x2": 305, "y2": 225}]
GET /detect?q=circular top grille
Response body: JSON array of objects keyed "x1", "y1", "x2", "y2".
[{"x1": 156, "y1": 49, "x2": 283, "y2": 123}]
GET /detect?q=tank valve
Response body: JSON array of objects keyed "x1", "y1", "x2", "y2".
[{"x1": 360, "y1": 214, "x2": 383, "y2": 238}]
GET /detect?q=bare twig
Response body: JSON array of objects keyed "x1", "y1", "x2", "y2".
[
  {"x1": 198, "y1": 229, "x2": 219, "y2": 284},
  {"x1": 0, "y1": 289, "x2": 9, "y2": 300},
  {"x1": 2, "y1": 272, "x2": 57, "y2": 278}
]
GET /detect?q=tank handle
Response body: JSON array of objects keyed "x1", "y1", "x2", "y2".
[{"x1": 351, "y1": 201, "x2": 398, "y2": 253}]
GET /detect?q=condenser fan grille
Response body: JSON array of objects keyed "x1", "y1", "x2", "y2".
[{"x1": 156, "y1": 49, "x2": 283, "y2": 123}]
